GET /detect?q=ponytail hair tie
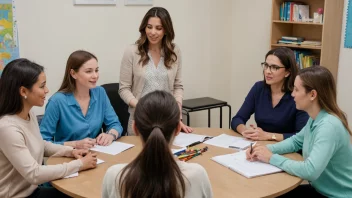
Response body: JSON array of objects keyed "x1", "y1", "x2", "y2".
[{"x1": 152, "y1": 125, "x2": 162, "y2": 131}]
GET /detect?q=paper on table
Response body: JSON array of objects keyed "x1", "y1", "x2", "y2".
[
  {"x1": 90, "y1": 142, "x2": 134, "y2": 155},
  {"x1": 63, "y1": 158, "x2": 104, "y2": 179},
  {"x1": 64, "y1": 172, "x2": 78, "y2": 179},
  {"x1": 204, "y1": 134, "x2": 253, "y2": 149},
  {"x1": 97, "y1": 158, "x2": 105, "y2": 164},
  {"x1": 173, "y1": 133, "x2": 208, "y2": 147},
  {"x1": 171, "y1": 147, "x2": 186, "y2": 155},
  {"x1": 212, "y1": 151, "x2": 282, "y2": 178}
]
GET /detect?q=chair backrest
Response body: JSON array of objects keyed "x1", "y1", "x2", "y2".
[{"x1": 101, "y1": 83, "x2": 129, "y2": 136}]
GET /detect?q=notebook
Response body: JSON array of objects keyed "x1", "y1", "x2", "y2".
[
  {"x1": 212, "y1": 151, "x2": 282, "y2": 178},
  {"x1": 90, "y1": 142, "x2": 134, "y2": 155},
  {"x1": 204, "y1": 134, "x2": 253, "y2": 149},
  {"x1": 173, "y1": 133, "x2": 210, "y2": 147}
]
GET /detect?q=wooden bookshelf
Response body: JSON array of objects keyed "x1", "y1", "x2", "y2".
[
  {"x1": 271, "y1": 44, "x2": 322, "y2": 50},
  {"x1": 272, "y1": 20, "x2": 323, "y2": 25},
  {"x1": 270, "y1": 0, "x2": 345, "y2": 80}
]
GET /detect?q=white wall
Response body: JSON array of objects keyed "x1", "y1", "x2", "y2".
[{"x1": 337, "y1": 0, "x2": 352, "y2": 125}]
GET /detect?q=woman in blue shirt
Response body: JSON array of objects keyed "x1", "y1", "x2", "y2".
[
  {"x1": 40, "y1": 50, "x2": 123, "y2": 149},
  {"x1": 231, "y1": 47, "x2": 308, "y2": 142},
  {"x1": 247, "y1": 66, "x2": 352, "y2": 197}
]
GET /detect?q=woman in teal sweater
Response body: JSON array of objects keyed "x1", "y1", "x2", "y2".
[{"x1": 247, "y1": 66, "x2": 352, "y2": 197}]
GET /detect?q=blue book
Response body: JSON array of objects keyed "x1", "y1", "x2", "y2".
[{"x1": 287, "y1": 2, "x2": 291, "y2": 21}]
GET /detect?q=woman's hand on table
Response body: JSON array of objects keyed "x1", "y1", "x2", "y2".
[
  {"x1": 180, "y1": 121, "x2": 193, "y2": 133},
  {"x1": 75, "y1": 138, "x2": 96, "y2": 149},
  {"x1": 246, "y1": 145, "x2": 273, "y2": 164},
  {"x1": 242, "y1": 124, "x2": 269, "y2": 141},
  {"x1": 96, "y1": 133, "x2": 115, "y2": 146},
  {"x1": 79, "y1": 152, "x2": 97, "y2": 171}
]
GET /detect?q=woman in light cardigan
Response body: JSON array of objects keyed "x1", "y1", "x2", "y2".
[
  {"x1": 119, "y1": 7, "x2": 192, "y2": 135},
  {"x1": 247, "y1": 66, "x2": 352, "y2": 197},
  {"x1": 0, "y1": 59, "x2": 97, "y2": 198}
]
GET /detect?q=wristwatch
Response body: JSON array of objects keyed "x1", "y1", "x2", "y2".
[
  {"x1": 108, "y1": 132, "x2": 118, "y2": 141},
  {"x1": 271, "y1": 134, "x2": 277, "y2": 141}
]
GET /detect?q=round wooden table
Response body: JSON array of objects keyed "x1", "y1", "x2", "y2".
[{"x1": 48, "y1": 128, "x2": 303, "y2": 198}]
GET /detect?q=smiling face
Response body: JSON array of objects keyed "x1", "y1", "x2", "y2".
[
  {"x1": 25, "y1": 72, "x2": 49, "y2": 107},
  {"x1": 71, "y1": 58, "x2": 99, "y2": 90},
  {"x1": 263, "y1": 55, "x2": 290, "y2": 87},
  {"x1": 292, "y1": 75, "x2": 314, "y2": 111},
  {"x1": 145, "y1": 17, "x2": 165, "y2": 46}
]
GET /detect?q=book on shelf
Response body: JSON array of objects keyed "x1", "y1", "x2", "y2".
[
  {"x1": 293, "y1": 50, "x2": 320, "y2": 69},
  {"x1": 300, "y1": 40, "x2": 322, "y2": 46},
  {"x1": 279, "y1": 2, "x2": 310, "y2": 22},
  {"x1": 281, "y1": 36, "x2": 304, "y2": 41}
]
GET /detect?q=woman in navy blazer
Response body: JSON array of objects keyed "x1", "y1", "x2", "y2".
[{"x1": 231, "y1": 47, "x2": 309, "y2": 142}]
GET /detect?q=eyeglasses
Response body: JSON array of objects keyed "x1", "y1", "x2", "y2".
[{"x1": 261, "y1": 62, "x2": 285, "y2": 72}]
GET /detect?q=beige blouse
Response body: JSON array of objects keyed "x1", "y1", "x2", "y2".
[
  {"x1": 118, "y1": 44, "x2": 184, "y2": 108},
  {"x1": 102, "y1": 161, "x2": 213, "y2": 198},
  {"x1": 0, "y1": 111, "x2": 82, "y2": 198}
]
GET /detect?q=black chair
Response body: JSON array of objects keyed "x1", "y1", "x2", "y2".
[
  {"x1": 101, "y1": 83, "x2": 130, "y2": 136},
  {"x1": 37, "y1": 115, "x2": 44, "y2": 126}
]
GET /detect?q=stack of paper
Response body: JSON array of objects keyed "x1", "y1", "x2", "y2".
[
  {"x1": 204, "y1": 134, "x2": 253, "y2": 149},
  {"x1": 90, "y1": 142, "x2": 134, "y2": 155},
  {"x1": 212, "y1": 151, "x2": 282, "y2": 178},
  {"x1": 172, "y1": 133, "x2": 209, "y2": 147}
]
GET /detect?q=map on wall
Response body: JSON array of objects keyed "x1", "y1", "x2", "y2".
[
  {"x1": 0, "y1": 0, "x2": 19, "y2": 75},
  {"x1": 345, "y1": 0, "x2": 352, "y2": 48}
]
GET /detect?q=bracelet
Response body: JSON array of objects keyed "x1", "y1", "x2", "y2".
[{"x1": 108, "y1": 132, "x2": 118, "y2": 141}]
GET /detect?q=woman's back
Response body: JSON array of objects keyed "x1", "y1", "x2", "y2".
[{"x1": 102, "y1": 161, "x2": 212, "y2": 198}]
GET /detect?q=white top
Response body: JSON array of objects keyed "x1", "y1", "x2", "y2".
[
  {"x1": 140, "y1": 52, "x2": 170, "y2": 98},
  {"x1": 102, "y1": 161, "x2": 213, "y2": 198},
  {"x1": 0, "y1": 111, "x2": 82, "y2": 198}
]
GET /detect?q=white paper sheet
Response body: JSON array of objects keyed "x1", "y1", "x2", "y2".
[
  {"x1": 204, "y1": 134, "x2": 253, "y2": 149},
  {"x1": 64, "y1": 172, "x2": 78, "y2": 179},
  {"x1": 97, "y1": 158, "x2": 105, "y2": 164},
  {"x1": 212, "y1": 151, "x2": 282, "y2": 178},
  {"x1": 172, "y1": 133, "x2": 208, "y2": 147},
  {"x1": 90, "y1": 142, "x2": 134, "y2": 155}
]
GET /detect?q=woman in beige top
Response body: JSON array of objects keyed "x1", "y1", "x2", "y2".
[
  {"x1": 119, "y1": 7, "x2": 193, "y2": 135},
  {"x1": 0, "y1": 59, "x2": 97, "y2": 198},
  {"x1": 102, "y1": 90, "x2": 212, "y2": 198}
]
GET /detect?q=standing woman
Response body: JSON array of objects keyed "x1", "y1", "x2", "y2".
[
  {"x1": 40, "y1": 50, "x2": 123, "y2": 149},
  {"x1": 247, "y1": 66, "x2": 352, "y2": 197},
  {"x1": 231, "y1": 47, "x2": 309, "y2": 142},
  {"x1": 119, "y1": 7, "x2": 193, "y2": 135},
  {"x1": 102, "y1": 90, "x2": 212, "y2": 198},
  {"x1": 0, "y1": 59, "x2": 97, "y2": 198}
]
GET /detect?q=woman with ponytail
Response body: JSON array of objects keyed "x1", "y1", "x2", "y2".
[
  {"x1": 102, "y1": 90, "x2": 212, "y2": 198},
  {"x1": 246, "y1": 66, "x2": 352, "y2": 197}
]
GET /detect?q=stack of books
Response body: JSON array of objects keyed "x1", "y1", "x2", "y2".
[
  {"x1": 278, "y1": 36, "x2": 304, "y2": 45},
  {"x1": 280, "y1": 2, "x2": 310, "y2": 22},
  {"x1": 278, "y1": 36, "x2": 322, "y2": 47},
  {"x1": 293, "y1": 50, "x2": 320, "y2": 69}
]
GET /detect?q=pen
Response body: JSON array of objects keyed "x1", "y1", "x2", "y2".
[
  {"x1": 187, "y1": 141, "x2": 202, "y2": 148},
  {"x1": 250, "y1": 141, "x2": 257, "y2": 154}
]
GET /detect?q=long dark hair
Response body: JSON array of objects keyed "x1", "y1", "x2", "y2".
[
  {"x1": 0, "y1": 58, "x2": 44, "y2": 117},
  {"x1": 136, "y1": 7, "x2": 177, "y2": 68},
  {"x1": 264, "y1": 47, "x2": 298, "y2": 92},
  {"x1": 299, "y1": 66, "x2": 351, "y2": 135},
  {"x1": 119, "y1": 90, "x2": 185, "y2": 198},
  {"x1": 58, "y1": 50, "x2": 97, "y2": 93}
]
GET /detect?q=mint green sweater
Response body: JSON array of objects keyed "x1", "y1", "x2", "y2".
[{"x1": 267, "y1": 110, "x2": 352, "y2": 198}]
